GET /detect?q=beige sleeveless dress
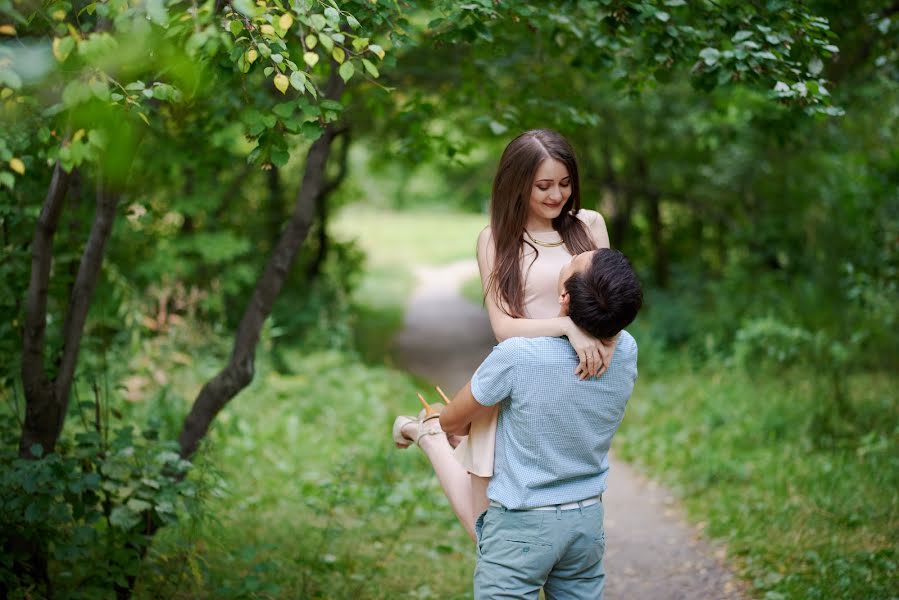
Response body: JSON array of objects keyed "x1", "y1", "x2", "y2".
[{"x1": 453, "y1": 224, "x2": 584, "y2": 476}]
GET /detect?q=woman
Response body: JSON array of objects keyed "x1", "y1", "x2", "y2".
[{"x1": 393, "y1": 129, "x2": 614, "y2": 542}]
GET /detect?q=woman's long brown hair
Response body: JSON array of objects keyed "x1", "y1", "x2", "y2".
[{"x1": 486, "y1": 129, "x2": 596, "y2": 318}]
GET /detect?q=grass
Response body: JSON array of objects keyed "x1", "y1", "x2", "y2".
[
  {"x1": 336, "y1": 206, "x2": 899, "y2": 599},
  {"x1": 614, "y1": 350, "x2": 898, "y2": 600},
  {"x1": 332, "y1": 206, "x2": 487, "y2": 272},
  {"x1": 17, "y1": 206, "x2": 893, "y2": 599},
  {"x1": 136, "y1": 345, "x2": 476, "y2": 599},
  {"x1": 334, "y1": 204, "x2": 486, "y2": 367},
  {"x1": 122, "y1": 206, "x2": 493, "y2": 597}
]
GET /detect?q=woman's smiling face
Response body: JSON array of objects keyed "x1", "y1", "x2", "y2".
[{"x1": 526, "y1": 157, "x2": 571, "y2": 229}]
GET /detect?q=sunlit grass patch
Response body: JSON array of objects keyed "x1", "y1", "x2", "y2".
[{"x1": 332, "y1": 206, "x2": 486, "y2": 270}]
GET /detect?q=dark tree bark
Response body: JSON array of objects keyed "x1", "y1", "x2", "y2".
[
  {"x1": 646, "y1": 189, "x2": 668, "y2": 288},
  {"x1": 636, "y1": 156, "x2": 669, "y2": 288},
  {"x1": 307, "y1": 127, "x2": 350, "y2": 280},
  {"x1": 20, "y1": 163, "x2": 73, "y2": 458},
  {"x1": 598, "y1": 138, "x2": 634, "y2": 250},
  {"x1": 20, "y1": 175, "x2": 121, "y2": 456},
  {"x1": 178, "y1": 67, "x2": 347, "y2": 460},
  {"x1": 15, "y1": 167, "x2": 120, "y2": 595},
  {"x1": 266, "y1": 165, "x2": 285, "y2": 247}
]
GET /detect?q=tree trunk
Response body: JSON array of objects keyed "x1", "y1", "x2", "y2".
[
  {"x1": 178, "y1": 69, "x2": 347, "y2": 460},
  {"x1": 636, "y1": 156, "x2": 669, "y2": 288},
  {"x1": 15, "y1": 165, "x2": 120, "y2": 595},
  {"x1": 307, "y1": 128, "x2": 350, "y2": 281},
  {"x1": 646, "y1": 189, "x2": 669, "y2": 288},
  {"x1": 20, "y1": 163, "x2": 73, "y2": 458},
  {"x1": 596, "y1": 135, "x2": 633, "y2": 250},
  {"x1": 266, "y1": 165, "x2": 284, "y2": 247},
  {"x1": 20, "y1": 177, "x2": 121, "y2": 456}
]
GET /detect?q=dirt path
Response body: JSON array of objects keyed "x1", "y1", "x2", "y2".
[{"x1": 394, "y1": 259, "x2": 745, "y2": 600}]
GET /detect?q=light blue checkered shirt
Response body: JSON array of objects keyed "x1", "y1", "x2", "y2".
[{"x1": 471, "y1": 331, "x2": 638, "y2": 510}]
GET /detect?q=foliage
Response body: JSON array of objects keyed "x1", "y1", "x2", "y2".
[
  {"x1": 0, "y1": 402, "x2": 216, "y2": 597},
  {"x1": 270, "y1": 237, "x2": 365, "y2": 354},
  {"x1": 615, "y1": 359, "x2": 898, "y2": 600},
  {"x1": 131, "y1": 348, "x2": 474, "y2": 599}
]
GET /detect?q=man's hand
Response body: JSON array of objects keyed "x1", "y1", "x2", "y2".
[{"x1": 439, "y1": 381, "x2": 491, "y2": 436}]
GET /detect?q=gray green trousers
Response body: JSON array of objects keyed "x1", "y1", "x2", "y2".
[{"x1": 474, "y1": 501, "x2": 605, "y2": 600}]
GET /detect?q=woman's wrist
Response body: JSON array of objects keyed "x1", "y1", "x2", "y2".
[{"x1": 560, "y1": 316, "x2": 575, "y2": 337}]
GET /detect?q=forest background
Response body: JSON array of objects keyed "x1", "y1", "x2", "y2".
[{"x1": 0, "y1": 0, "x2": 896, "y2": 598}]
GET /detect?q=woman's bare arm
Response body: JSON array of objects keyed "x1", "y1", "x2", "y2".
[{"x1": 476, "y1": 227, "x2": 603, "y2": 378}]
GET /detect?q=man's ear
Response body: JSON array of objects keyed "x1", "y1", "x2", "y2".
[{"x1": 559, "y1": 290, "x2": 570, "y2": 314}]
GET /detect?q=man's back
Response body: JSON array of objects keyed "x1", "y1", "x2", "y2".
[{"x1": 471, "y1": 331, "x2": 638, "y2": 510}]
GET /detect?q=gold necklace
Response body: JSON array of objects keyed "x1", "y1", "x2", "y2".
[{"x1": 525, "y1": 229, "x2": 564, "y2": 248}]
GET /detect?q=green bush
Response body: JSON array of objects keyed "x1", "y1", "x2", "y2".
[{"x1": 0, "y1": 405, "x2": 215, "y2": 598}]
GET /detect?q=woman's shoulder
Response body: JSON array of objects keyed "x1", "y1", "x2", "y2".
[
  {"x1": 574, "y1": 208, "x2": 609, "y2": 248},
  {"x1": 477, "y1": 225, "x2": 494, "y2": 249},
  {"x1": 476, "y1": 225, "x2": 496, "y2": 260},
  {"x1": 574, "y1": 208, "x2": 602, "y2": 225}
]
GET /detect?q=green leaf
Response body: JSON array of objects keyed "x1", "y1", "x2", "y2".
[
  {"x1": 699, "y1": 47, "x2": 720, "y2": 66},
  {"x1": 319, "y1": 99, "x2": 343, "y2": 111},
  {"x1": 352, "y1": 37, "x2": 368, "y2": 52},
  {"x1": 126, "y1": 498, "x2": 152, "y2": 512},
  {"x1": 655, "y1": 11, "x2": 669, "y2": 22},
  {"x1": 289, "y1": 70, "x2": 306, "y2": 91},
  {"x1": 145, "y1": 0, "x2": 168, "y2": 26},
  {"x1": 310, "y1": 14, "x2": 326, "y2": 31},
  {"x1": 301, "y1": 122, "x2": 323, "y2": 141},
  {"x1": 324, "y1": 6, "x2": 339, "y2": 23},
  {"x1": 229, "y1": 20, "x2": 244, "y2": 36},
  {"x1": 25, "y1": 502, "x2": 42, "y2": 522},
  {"x1": 30, "y1": 443, "x2": 44, "y2": 458},
  {"x1": 368, "y1": 44, "x2": 384, "y2": 60},
  {"x1": 346, "y1": 14, "x2": 360, "y2": 29},
  {"x1": 338, "y1": 60, "x2": 354, "y2": 82},
  {"x1": 732, "y1": 30, "x2": 753, "y2": 42},
  {"x1": 273, "y1": 102, "x2": 294, "y2": 118},
  {"x1": 318, "y1": 34, "x2": 334, "y2": 52},
  {"x1": 361, "y1": 58, "x2": 379, "y2": 78},
  {"x1": 271, "y1": 147, "x2": 289, "y2": 167},
  {"x1": 808, "y1": 56, "x2": 823, "y2": 76},
  {"x1": 754, "y1": 51, "x2": 777, "y2": 60},
  {"x1": 0, "y1": 172, "x2": 14, "y2": 190},
  {"x1": 232, "y1": 0, "x2": 256, "y2": 16},
  {"x1": 109, "y1": 506, "x2": 140, "y2": 529}
]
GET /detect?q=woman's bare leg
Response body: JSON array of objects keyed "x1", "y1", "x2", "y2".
[
  {"x1": 470, "y1": 474, "x2": 490, "y2": 523},
  {"x1": 402, "y1": 420, "x2": 477, "y2": 542}
]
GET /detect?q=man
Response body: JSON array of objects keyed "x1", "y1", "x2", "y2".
[{"x1": 440, "y1": 248, "x2": 643, "y2": 599}]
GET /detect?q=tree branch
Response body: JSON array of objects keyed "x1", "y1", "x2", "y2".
[
  {"x1": 20, "y1": 163, "x2": 73, "y2": 454},
  {"x1": 52, "y1": 178, "x2": 121, "y2": 436},
  {"x1": 178, "y1": 63, "x2": 348, "y2": 459}
]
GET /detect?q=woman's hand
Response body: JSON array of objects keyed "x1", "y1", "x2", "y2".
[
  {"x1": 566, "y1": 322, "x2": 602, "y2": 380},
  {"x1": 566, "y1": 320, "x2": 619, "y2": 380},
  {"x1": 596, "y1": 334, "x2": 618, "y2": 377}
]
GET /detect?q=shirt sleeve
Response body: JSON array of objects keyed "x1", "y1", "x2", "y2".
[{"x1": 470, "y1": 341, "x2": 518, "y2": 407}]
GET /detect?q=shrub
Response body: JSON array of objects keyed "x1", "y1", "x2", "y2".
[{"x1": 0, "y1": 404, "x2": 215, "y2": 598}]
